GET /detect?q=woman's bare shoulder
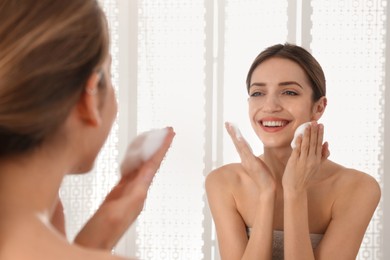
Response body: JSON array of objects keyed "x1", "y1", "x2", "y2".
[
  {"x1": 328, "y1": 161, "x2": 379, "y2": 187},
  {"x1": 1, "y1": 217, "x2": 129, "y2": 260},
  {"x1": 2, "y1": 239, "x2": 128, "y2": 260},
  {"x1": 325, "y1": 160, "x2": 381, "y2": 203},
  {"x1": 205, "y1": 163, "x2": 245, "y2": 187}
]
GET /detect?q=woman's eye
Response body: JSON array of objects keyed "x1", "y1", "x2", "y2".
[
  {"x1": 250, "y1": 91, "x2": 263, "y2": 97},
  {"x1": 283, "y1": 90, "x2": 298, "y2": 96}
]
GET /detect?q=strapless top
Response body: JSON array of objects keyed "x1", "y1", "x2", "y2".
[{"x1": 246, "y1": 228, "x2": 323, "y2": 260}]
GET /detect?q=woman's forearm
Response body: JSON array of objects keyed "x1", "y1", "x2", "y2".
[
  {"x1": 242, "y1": 190, "x2": 276, "y2": 260},
  {"x1": 284, "y1": 190, "x2": 315, "y2": 260}
]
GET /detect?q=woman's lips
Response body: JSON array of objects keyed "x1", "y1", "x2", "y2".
[{"x1": 259, "y1": 119, "x2": 290, "y2": 133}]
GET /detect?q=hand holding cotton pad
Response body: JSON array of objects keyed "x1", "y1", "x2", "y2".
[
  {"x1": 291, "y1": 122, "x2": 311, "y2": 149},
  {"x1": 120, "y1": 128, "x2": 168, "y2": 176}
]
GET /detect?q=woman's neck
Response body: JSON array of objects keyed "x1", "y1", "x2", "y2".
[
  {"x1": 262, "y1": 146, "x2": 292, "y2": 182},
  {"x1": 0, "y1": 148, "x2": 68, "y2": 220}
]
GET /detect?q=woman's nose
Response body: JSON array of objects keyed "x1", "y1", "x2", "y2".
[{"x1": 262, "y1": 95, "x2": 282, "y2": 113}]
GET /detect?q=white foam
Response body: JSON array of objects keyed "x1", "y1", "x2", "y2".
[
  {"x1": 227, "y1": 122, "x2": 253, "y2": 152},
  {"x1": 121, "y1": 128, "x2": 168, "y2": 176},
  {"x1": 229, "y1": 122, "x2": 243, "y2": 139},
  {"x1": 140, "y1": 128, "x2": 168, "y2": 160},
  {"x1": 291, "y1": 122, "x2": 311, "y2": 149}
]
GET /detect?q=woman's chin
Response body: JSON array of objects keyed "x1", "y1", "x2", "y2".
[{"x1": 262, "y1": 140, "x2": 293, "y2": 150}]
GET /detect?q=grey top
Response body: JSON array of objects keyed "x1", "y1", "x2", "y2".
[{"x1": 246, "y1": 228, "x2": 323, "y2": 260}]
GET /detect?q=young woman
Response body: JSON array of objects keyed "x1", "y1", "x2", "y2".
[
  {"x1": 0, "y1": 0, "x2": 174, "y2": 259},
  {"x1": 206, "y1": 43, "x2": 381, "y2": 260}
]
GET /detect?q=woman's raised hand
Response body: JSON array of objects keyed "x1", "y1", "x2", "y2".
[
  {"x1": 72, "y1": 127, "x2": 175, "y2": 249},
  {"x1": 282, "y1": 121, "x2": 329, "y2": 193},
  {"x1": 225, "y1": 122, "x2": 276, "y2": 191}
]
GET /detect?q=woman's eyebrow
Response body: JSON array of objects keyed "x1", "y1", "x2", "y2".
[
  {"x1": 249, "y1": 82, "x2": 266, "y2": 89},
  {"x1": 278, "y1": 81, "x2": 303, "y2": 89},
  {"x1": 249, "y1": 81, "x2": 303, "y2": 89}
]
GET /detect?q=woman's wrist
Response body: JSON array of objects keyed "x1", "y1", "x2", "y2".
[
  {"x1": 283, "y1": 188, "x2": 308, "y2": 202},
  {"x1": 258, "y1": 187, "x2": 277, "y2": 202}
]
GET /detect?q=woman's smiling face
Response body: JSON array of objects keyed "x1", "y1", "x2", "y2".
[{"x1": 247, "y1": 57, "x2": 322, "y2": 148}]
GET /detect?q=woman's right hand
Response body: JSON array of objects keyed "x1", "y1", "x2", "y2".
[{"x1": 225, "y1": 122, "x2": 276, "y2": 192}]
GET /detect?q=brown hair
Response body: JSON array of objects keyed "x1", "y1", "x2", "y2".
[
  {"x1": 246, "y1": 43, "x2": 326, "y2": 101},
  {"x1": 0, "y1": 0, "x2": 109, "y2": 156}
]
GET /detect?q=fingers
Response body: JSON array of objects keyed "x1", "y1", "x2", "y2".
[
  {"x1": 225, "y1": 122, "x2": 274, "y2": 189},
  {"x1": 142, "y1": 127, "x2": 175, "y2": 180},
  {"x1": 309, "y1": 122, "x2": 324, "y2": 159},
  {"x1": 284, "y1": 122, "x2": 327, "y2": 191},
  {"x1": 121, "y1": 127, "x2": 175, "y2": 180},
  {"x1": 295, "y1": 123, "x2": 311, "y2": 156},
  {"x1": 77, "y1": 129, "x2": 176, "y2": 250},
  {"x1": 322, "y1": 141, "x2": 330, "y2": 161},
  {"x1": 108, "y1": 127, "x2": 174, "y2": 204},
  {"x1": 148, "y1": 127, "x2": 175, "y2": 165},
  {"x1": 295, "y1": 121, "x2": 325, "y2": 157},
  {"x1": 122, "y1": 127, "x2": 175, "y2": 188},
  {"x1": 315, "y1": 124, "x2": 324, "y2": 157},
  {"x1": 307, "y1": 121, "x2": 321, "y2": 157},
  {"x1": 104, "y1": 128, "x2": 174, "y2": 239},
  {"x1": 225, "y1": 122, "x2": 253, "y2": 161}
]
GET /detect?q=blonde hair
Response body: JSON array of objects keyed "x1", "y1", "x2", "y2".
[{"x1": 0, "y1": 0, "x2": 109, "y2": 156}]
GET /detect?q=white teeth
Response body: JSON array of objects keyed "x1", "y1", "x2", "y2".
[{"x1": 262, "y1": 121, "x2": 286, "y2": 127}]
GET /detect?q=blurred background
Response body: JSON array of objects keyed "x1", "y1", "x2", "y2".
[{"x1": 60, "y1": 0, "x2": 389, "y2": 259}]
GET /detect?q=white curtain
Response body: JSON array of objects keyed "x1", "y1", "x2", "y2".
[{"x1": 61, "y1": 0, "x2": 388, "y2": 259}]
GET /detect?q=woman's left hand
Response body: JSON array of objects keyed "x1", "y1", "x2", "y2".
[
  {"x1": 282, "y1": 121, "x2": 329, "y2": 194},
  {"x1": 51, "y1": 128, "x2": 175, "y2": 250},
  {"x1": 74, "y1": 128, "x2": 175, "y2": 249}
]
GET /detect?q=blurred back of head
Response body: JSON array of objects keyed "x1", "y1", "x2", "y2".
[{"x1": 0, "y1": 0, "x2": 109, "y2": 156}]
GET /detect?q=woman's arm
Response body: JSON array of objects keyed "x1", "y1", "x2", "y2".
[
  {"x1": 283, "y1": 190, "x2": 315, "y2": 260},
  {"x1": 313, "y1": 172, "x2": 380, "y2": 259},
  {"x1": 282, "y1": 122, "x2": 329, "y2": 260},
  {"x1": 245, "y1": 189, "x2": 275, "y2": 259},
  {"x1": 206, "y1": 168, "x2": 275, "y2": 260},
  {"x1": 282, "y1": 122, "x2": 380, "y2": 259},
  {"x1": 205, "y1": 123, "x2": 277, "y2": 259},
  {"x1": 206, "y1": 169, "x2": 250, "y2": 259}
]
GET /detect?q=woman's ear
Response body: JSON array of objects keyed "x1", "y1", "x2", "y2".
[
  {"x1": 312, "y1": 96, "x2": 327, "y2": 121},
  {"x1": 76, "y1": 72, "x2": 102, "y2": 126}
]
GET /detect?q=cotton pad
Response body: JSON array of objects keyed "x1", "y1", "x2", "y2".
[
  {"x1": 121, "y1": 128, "x2": 168, "y2": 176},
  {"x1": 291, "y1": 122, "x2": 311, "y2": 149}
]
